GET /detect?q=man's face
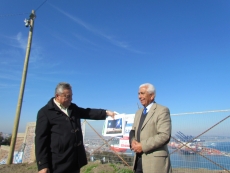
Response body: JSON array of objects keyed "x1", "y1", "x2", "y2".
[
  {"x1": 55, "y1": 89, "x2": 72, "y2": 108},
  {"x1": 138, "y1": 86, "x2": 154, "y2": 107}
]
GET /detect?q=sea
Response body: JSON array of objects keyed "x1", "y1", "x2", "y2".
[{"x1": 124, "y1": 142, "x2": 230, "y2": 171}]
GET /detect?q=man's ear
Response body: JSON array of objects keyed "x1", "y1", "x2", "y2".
[
  {"x1": 55, "y1": 94, "x2": 59, "y2": 99},
  {"x1": 151, "y1": 93, "x2": 155, "y2": 100}
]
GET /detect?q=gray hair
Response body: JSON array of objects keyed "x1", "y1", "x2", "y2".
[
  {"x1": 55, "y1": 82, "x2": 72, "y2": 95},
  {"x1": 139, "y1": 83, "x2": 156, "y2": 95}
]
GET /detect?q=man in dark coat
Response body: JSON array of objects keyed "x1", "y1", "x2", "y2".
[{"x1": 35, "y1": 82, "x2": 116, "y2": 173}]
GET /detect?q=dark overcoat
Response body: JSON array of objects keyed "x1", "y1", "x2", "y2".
[{"x1": 35, "y1": 98, "x2": 107, "y2": 173}]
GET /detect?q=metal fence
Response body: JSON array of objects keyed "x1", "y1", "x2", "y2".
[
  {"x1": 83, "y1": 109, "x2": 230, "y2": 172},
  {"x1": 1, "y1": 109, "x2": 229, "y2": 173}
]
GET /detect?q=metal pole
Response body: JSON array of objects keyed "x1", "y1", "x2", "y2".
[{"x1": 7, "y1": 10, "x2": 35, "y2": 164}]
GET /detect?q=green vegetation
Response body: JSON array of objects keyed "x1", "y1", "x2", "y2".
[
  {"x1": 82, "y1": 163, "x2": 99, "y2": 173},
  {"x1": 27, "y1": 164, "x2": 37, "y2": 170},
  {"x1": 0, "y1": 162, "x2": 225, "y2": 173},
  {"x1": 109, "y1": 163, "x2": 133, "y2": 173},
  {"x1": 0, "y1": 132, "x2": 11, "y2": 145},
  {"x1": 81, "y1": 162, "x2": 133, "y2": 173}
]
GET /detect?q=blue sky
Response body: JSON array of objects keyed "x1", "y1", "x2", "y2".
[{"x1": 0, "y1": 0, "x2": 230, "y2": 135}]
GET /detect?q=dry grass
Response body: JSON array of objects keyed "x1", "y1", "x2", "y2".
[
  {"x1": 0, "y1": 162, "x2": 228, "y2": 173},
  {"x1": 0, "y1": 162, "x2": 132, "y2": 173}
]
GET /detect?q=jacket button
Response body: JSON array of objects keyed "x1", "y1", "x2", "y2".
[
  {"x1": 74, "y1": 141, "x2": 82, "y2": 147},
  {"x1": 77, "y1": 141, "x2": 82, "y2": 146},
  {"x1": 71, "y1": 128, "x2": 79, "y2": 133}
]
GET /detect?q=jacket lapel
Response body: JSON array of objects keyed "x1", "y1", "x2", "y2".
[
  {"x1": 141, "y1": 103, "x2": 156, "y2": 129},
  {"x1": 68, "y1": 106, "x2": 73, "y2": 117},
  {"x1": 47, "y1": 98, "x2": 64, "y2": 118},
  {"x1": 134, "y1": 109, "x2": 143, "y2": 138}
]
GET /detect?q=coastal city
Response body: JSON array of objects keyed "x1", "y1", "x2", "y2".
[
  {"x1": 1, "y1": 121, "x2": 230, "y2": 171},
  {"x1": 1, "y1": 0, "x2": 230, "y2": 172}
]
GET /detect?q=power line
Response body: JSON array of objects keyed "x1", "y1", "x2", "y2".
[
  {"x1": 0, "y1": 13, "x2": 29, "y2": 18},
  {"x1": 35, "y1": 0, "x2": 48, "y2": 12},
  {"x1": 171, "y1": 109, "x2": 230, "y2": 116},
  {"x1": 0, "y1": 0, "x2": 48, "y2": 18}
]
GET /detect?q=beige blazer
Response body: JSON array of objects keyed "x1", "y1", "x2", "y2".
[{"x1": 131, "y1": 103, "x2": 172, "y2": 173}]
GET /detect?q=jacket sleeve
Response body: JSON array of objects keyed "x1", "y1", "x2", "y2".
[
  {"x1": 73, "y1": 104, "x2": 107, "y2": 120},
  {"x1": 35, "y1": 108, "x2": 51, "y2": 171}
]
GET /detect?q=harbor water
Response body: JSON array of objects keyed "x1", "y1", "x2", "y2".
[{"x1": 124, "y1": 142, "x2": 230, "y2": 170}]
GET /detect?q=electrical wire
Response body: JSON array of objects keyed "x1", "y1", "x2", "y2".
[
  {"x1": 35, "y1": 0, "x2": 48, "y2": 12},
  {"x1": 0, "y1": 0, "x2": 48, "y2": 18},
  {"x1": 0, "y1": 13, "x2": 30, "y2": 18}
]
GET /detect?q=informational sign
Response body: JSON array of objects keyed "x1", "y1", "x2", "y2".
[
  {"x1": 102, "y1": 114, "x2": 124, "y2": 136},
  {"x1": 123, "y1": 114, "x2": 135, "y2": 137},
  {"x1": 0, "y1": 159, "x2": 6, "y2": 165},
  {"x1": 0, "y1": 151, "x2": 23, "y2": 165},
  {"x1": 119, "y1": 136, "x2": 130, "y2": 148},
  {"x1": 13, "y1": 151, "x2": 23, "y2": 164},
  {"x1": 102, "y1": 114, "x2": 135, "y2": 149}
]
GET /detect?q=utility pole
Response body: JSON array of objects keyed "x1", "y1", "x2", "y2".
[{"x1": 7, "y1": 10, "x2": 36, "y2": 164}]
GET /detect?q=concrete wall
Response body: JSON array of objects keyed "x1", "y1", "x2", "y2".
[{"x1": 0, "y1": 122, "x2": 36, "y2": 164}]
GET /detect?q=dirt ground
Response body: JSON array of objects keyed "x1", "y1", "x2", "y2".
[
  {"x1": 0, "y1": 162, "x2": 228, "y2": 173},
  {"x1": 0, "y1": 161, "x2": 132, "y2": 173}
]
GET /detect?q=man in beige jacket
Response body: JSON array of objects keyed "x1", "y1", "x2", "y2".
[{"x1": 130, "y1": 83, "x2": 172, "y2": 173}]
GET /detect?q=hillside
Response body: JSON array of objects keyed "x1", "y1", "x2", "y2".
[{"x1": 0, "y1": 162, "x2": 227, "y2": 173}]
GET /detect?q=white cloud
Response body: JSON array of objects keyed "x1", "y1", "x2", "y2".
[
  {"x1": 0, "y1": 83, "x2": 18, "y2": 89},
  {"x1": 73, "y1": 33, "x2": 98, "y2": 47},
  {"x1": 0, "y1": 32, "x2": 44, "y2": 64},
  {"x1": 50, "y1": 4, "x2": 132, "y2": 50},
  {"x1": 16, "y1": 32, "x2": 27, "y2": 50}
]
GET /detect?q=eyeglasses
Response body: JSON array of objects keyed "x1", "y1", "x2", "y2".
[{"x1": 59, "y1": 94, "x2": 73, "y2": 99}]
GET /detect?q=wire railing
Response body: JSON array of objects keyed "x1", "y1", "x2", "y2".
[
  {"x1": 83, "y1": 110, "x2": 230, "y2": 172},
  {"x1": 0, "y1": 109, "x2": 229, "y2": 172}
]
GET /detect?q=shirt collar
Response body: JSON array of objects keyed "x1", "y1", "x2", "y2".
[
  {"x1": 53, "y1": 98, "x2": 68, "y2": 110},
  {"x1": 145, "y1": 102, "x2": 154, "y2": 113}
]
